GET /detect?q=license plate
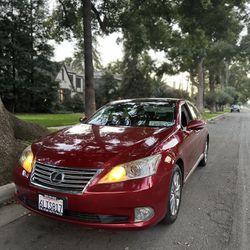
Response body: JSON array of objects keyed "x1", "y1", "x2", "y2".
[{"x1": 38, "y1": 194, "x2": 64, "y2": 216}]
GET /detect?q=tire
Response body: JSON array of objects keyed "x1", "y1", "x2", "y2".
[
  {"x1": 199, "y1": 140, "x2": 208, "y2": 167},
  {"x1": 162, "y1": 165, "x2": 182, "y2": 224}
]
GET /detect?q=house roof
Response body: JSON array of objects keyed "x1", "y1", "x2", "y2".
[{"x1": 62, "y1": 64, "x2": 76, "y2": 91}]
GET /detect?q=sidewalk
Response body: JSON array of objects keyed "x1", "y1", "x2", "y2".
[{"x1": 0, "y1": 183, "x2": 15, "y2": 204}]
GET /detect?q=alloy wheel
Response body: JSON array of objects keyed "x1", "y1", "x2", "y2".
[{"x1": 170, "y1": 171, "x2": 181, "y2": 216}]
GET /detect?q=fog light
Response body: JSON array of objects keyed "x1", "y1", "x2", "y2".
[{"x1": 134, "y1": 207, "x2": 154, "y2": 222}]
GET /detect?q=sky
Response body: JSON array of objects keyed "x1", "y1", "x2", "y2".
[{"x1": 51, "y1": 33, "x2": 124, "y2": 66}]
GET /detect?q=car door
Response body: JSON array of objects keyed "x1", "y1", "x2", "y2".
[
  {"x1": 178, "y1": 103, "x2": 198, "y2": 178},
  {"x1": 186, "y1": 101, "x2": 206, "y2": 161}
]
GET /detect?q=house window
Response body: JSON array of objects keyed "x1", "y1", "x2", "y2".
[
  {"x1": 76, "y1": 77, "x2": 81, "y2": 89},
  {"x1": 62, "y1": 68, "x2": 64, "y2": 80}
]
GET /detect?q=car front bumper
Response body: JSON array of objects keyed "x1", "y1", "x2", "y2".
[{"x1": 14, "y1": 165, "x2": 171, "y2": 230}]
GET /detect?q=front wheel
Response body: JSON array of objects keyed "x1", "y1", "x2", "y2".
[{"x1": 162, "y1": 165, "x2": 182, "y2": 224}]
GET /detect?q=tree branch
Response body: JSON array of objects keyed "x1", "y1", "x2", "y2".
[
  {"x1": 190, "y1": 69, "x2": 198, "y2": 87},
  {"x1": 58, "y1": 0, "x2": 75, "y2": 33},
  {"x1": 91, "y1": 3, "x2": 107, "y2": 33}
]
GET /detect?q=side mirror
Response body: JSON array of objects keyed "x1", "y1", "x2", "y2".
[
  {"x1": 187, "y1": 120, "x2": 206, "y2": 130},
  {"x1": 79, "y1": 116, "x2": 87, "y2": 123}
]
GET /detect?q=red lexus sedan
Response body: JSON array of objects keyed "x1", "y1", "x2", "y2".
[{"x1": 14, "y1": 98, "x2": 209, "y2": 229}]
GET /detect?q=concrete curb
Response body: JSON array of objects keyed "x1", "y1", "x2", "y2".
[
  {"x1": 0, "y1": 183, "x2": 15, "y2": 204},
  {"x1": 48, "y1": 125, "x2": 71, "y2": 130},
  {"x1": 207, "y1": 113, "x2": 227, "y2": 122}
]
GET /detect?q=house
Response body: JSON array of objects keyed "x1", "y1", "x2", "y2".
[{"x1": 55, "y1": 64, "x2": 105, "y2": 102}]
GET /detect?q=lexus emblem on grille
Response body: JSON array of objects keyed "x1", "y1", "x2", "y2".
[{"x1": 50, "y1": 171, "x2": 64, "y2": 184}]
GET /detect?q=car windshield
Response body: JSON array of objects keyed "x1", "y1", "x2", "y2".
[{"x1": 87, "y1": 101, "x2": 176, "y2": 128}]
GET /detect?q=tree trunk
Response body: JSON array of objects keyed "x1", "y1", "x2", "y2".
[
  {"x1": 29, "y1": 0, "x2": 35, "y2": 109},
  {"x1": 209, "y1": 69, "x2": 216, "y2": 112},
  {"x1": 224, "y1": 60, "x2": 230, "y2": 86},
  {"x1": 189, "y1": 72, "x2": 196, "y2": 98},
  {"x1": 82, "y1": 0, "x2": 96, "y2": 117},
  {"x1": 0, "y1": 98, "x2": 16, "y2": 184},
  {"x1": 0, "y1": 98, "x2": 48, "y2": 185},
  {"x1": 11, "y1": 3, "x2": 16, "y2": 113},
  {"x1": 219, "y1": 60, "x2": 225, "y2": 90},
  {"x1": 196, "y1": 57, "x2": 205, "y2": 113}
]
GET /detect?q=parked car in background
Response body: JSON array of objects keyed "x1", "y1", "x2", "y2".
[
  {"x1": 231, "y1": 104, "x2": 240, "y2": 112},
  {"x1": 14, "y1": 98, "x2": 209, "y2": 229}
]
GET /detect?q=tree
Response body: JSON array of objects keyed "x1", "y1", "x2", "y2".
[
  {"x1": 93, "y1": 61, "x2": 122, "y2": 108},
  {"x1": 175, "y1": 1, "x2": 244, "y2": 111},
  {"x1": 120, "y1": 48, "x2": 155, "y2": 99},
  {"x1": 115, "y1": 1, "x2": 175, "y2": 99},
  {"x1": 0, "y1": 0, "x2": 58, "y2": 112},
  {"x1": 216, "y1": 90, "x2": 234, "y2": 111},
  {"x1": 228, "y1": 61, "x2": 250, "y2": 103}
]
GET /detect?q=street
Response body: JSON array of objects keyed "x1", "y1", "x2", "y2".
[{"x1": 0, "y1": 111, "x2": 249, "y2": 250}]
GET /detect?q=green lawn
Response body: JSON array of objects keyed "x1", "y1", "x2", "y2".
[
  {"x1": 202, "y1": 109, "x2": 229, "y2": 121},
  {"x1": 16, "y1": 113, "x2": 83, "y2": 127}
]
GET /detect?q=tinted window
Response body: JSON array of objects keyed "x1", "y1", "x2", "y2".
[
  {"x1": 187, "y1": 102, "x2": 201, "y2": 120},
  {"x1": 88, "y1": 101, "x2": 176, "y2": 128},
  {"x1": 181, "y1": 104, "x2": 191, "y2": 128}
]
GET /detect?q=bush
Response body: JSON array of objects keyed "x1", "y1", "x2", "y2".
[{"x1": 62, "y1": 93, "x2": 85, "y2": 112}]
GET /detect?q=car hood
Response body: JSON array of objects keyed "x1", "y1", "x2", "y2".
[{"x1": 34, "y1": 124, "x2": 175, "y2": 169}]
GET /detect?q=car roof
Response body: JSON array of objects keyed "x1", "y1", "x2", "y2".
[{"x1": 109, "y1": 98, "x2": 184, "y2": 105}]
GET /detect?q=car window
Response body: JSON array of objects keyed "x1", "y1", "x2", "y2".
[
  {"x1": 87, "y1": 101, "x2": 177, "y2": 128},
  {"x1": 187, "y1": 102, "x2": 201, "y2": 120},
  {"x1": 232, "y1": 105, "x2": 239, "y2": 108},
  {"x1": 181, "y1": 104, "x2": 191, "y2": 128}
]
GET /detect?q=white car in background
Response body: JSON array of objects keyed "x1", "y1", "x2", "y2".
[{"x1": 230, "y1": 104, "x2": 240, "y2": 112}]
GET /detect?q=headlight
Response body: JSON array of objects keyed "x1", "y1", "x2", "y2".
[
  {"x1": 98, "y1": 154, "x2": 161, "y2": 184},
  {"x1": 19, "y1": 146, "x2": 35, "y2": 173}
]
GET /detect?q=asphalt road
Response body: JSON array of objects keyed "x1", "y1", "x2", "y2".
[{"x1": 0, "y1": 111, "x2": 250, "y2": 250}]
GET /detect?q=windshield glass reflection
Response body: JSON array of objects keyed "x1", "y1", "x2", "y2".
[{"x1": 88, "y1": 101, "x2": 176, "y2": 128}]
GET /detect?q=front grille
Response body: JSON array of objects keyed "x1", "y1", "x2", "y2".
[{"x1": 30, "y1": 161, "x2": 101, "y2": 194}]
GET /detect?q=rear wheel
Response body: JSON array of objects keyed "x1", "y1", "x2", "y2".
[
  {"x1": 199, "y1": 140, "x2": 208, "y2": 167},
  {"x1": 162, "y1": 165, "x2": 182, "y2": 224}
]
